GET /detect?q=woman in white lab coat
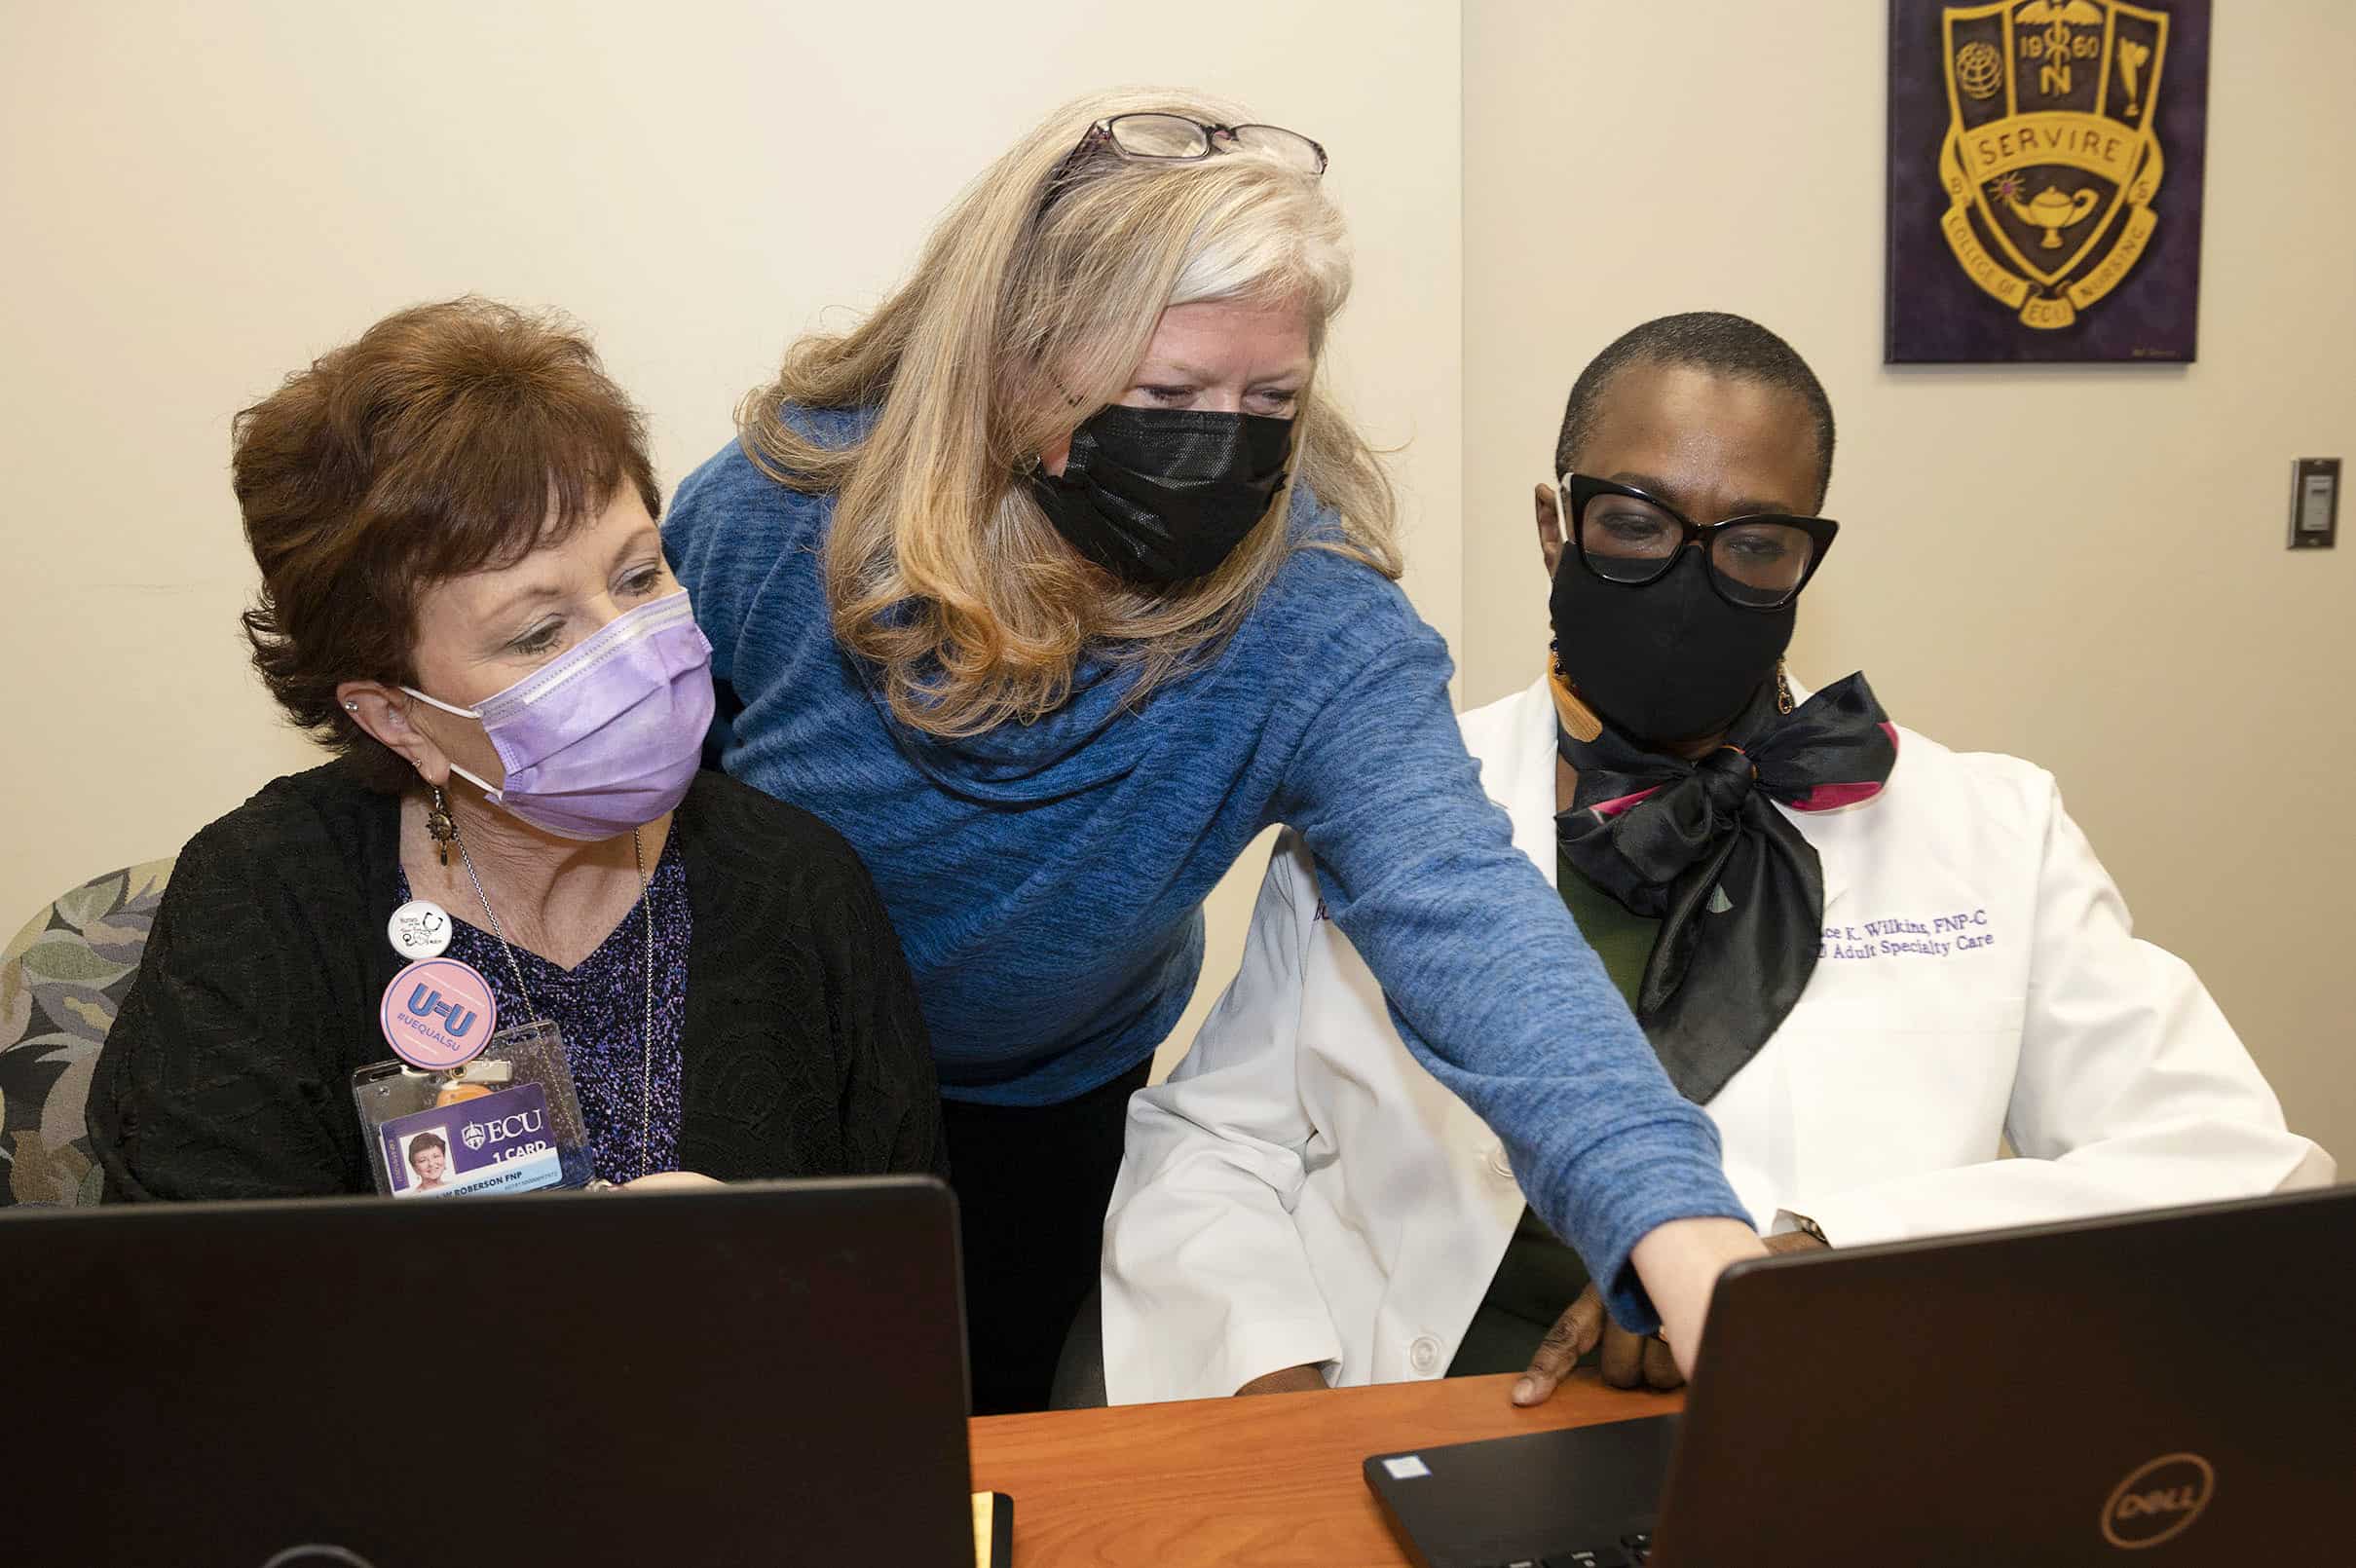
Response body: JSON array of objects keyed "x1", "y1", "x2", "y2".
[{"x1": 1100, "y1": 313, "x2": 2333, "y2": 1406}]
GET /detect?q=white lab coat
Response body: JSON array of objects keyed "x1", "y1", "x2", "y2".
[{"x1": 1102, "y1": 676, "x2": 2334, "y2": 1404}]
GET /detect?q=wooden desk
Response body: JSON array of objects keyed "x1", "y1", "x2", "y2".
[{"x1": 969, "y1": 1372, "x2": 1684, "y2": 1567}]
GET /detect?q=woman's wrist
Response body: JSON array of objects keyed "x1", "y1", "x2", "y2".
[{"x1": 1628, "y1": 1216, "x2": 1765, "y2": 1372}]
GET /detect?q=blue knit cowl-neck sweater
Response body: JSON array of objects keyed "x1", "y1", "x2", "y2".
[{"x1": 663, "y1": 407, "x2": 1747, "y2": 1328}]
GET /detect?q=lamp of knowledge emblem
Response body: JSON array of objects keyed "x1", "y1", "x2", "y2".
[{"x1": 1936, "y1": 0, "x2": 2171, "y2": 329}]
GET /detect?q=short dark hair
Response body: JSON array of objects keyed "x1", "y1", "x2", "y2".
[
  {"x1": 407, "y1": 1132, "x2": 448, "y2": 1167},
  {"x1": 233, "y1": 297, "x2": 663, "y2": 790},
  {"x1": 1554, "y1": 312, "x2": 1836, "y2": 509}
]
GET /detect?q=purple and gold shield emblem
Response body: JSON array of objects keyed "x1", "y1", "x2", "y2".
[
  {"x1": 1942, "y1": 1, "x2": 2169, "y2": 328},
  {"x1": 1887, "y1": 0, "x2": 2209, "y2": 362}
]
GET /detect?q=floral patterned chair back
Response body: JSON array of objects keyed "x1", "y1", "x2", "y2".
[{"x1": 1, "y1": 860, "x2": 172, "y2": 1207}]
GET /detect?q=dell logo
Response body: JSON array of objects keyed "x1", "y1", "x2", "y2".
[
  {"x1": 2101, "y1": 1453, "x2": 2214, "y2": 1549},
  {"x1": 260, "y1": 1548, "x2": 378, "y2": 1568}
]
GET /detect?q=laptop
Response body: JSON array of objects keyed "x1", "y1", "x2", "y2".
[
  {"x1": 1367, "y1": 1185, "x2": 2354, "y2": 1566},
  {"x1": 4, "y1": 1177, "x2": 983, "y2": 1567}
]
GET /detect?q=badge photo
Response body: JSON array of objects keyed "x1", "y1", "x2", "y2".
[{"x1": 381, "y1": 1081, "x2": 564, "y2": 1199}]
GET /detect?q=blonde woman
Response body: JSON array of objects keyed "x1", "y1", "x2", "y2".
[{"x1": 665, "y1": 91, "x2": 1759, "y2": 1412}]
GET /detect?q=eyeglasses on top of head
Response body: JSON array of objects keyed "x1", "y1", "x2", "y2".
[
  {"x1": 1559, "y1": 472, "x2": 1839, "y2": 611},
  {"x1": 1039, "y1": 112, "x2": 1327, "y2": 215}
]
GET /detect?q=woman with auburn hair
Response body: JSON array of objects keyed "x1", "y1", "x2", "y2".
[
  {"x1": 666, "y1": 90, "x2": 1759, "y2": 1412},
  {"x1": 91, "y1": 299, "x2": 943, "y2": 1204}
]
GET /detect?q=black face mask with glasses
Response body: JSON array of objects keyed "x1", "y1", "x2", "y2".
[
  {"x1": 1549, "y1": 472, "x2": 1840, "y2": 744},
  {"x1": 1025, "y1": 112, "x2": 1325, "y2": 587}
]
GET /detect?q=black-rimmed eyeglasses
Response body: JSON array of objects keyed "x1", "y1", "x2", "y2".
[
  {"x1": 1560, "y1": 472, "x2": 1839, "y2": 610},
  {"x1": 1041, "y1": 113, "x2": 1328, "y2": 213}
]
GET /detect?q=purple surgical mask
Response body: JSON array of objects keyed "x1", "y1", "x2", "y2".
[{"x1": 403, "y1": 590, "x2": 715, "y2": 840}]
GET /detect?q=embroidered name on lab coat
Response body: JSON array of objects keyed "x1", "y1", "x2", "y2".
[{"x1": 1822, "y1": 909, "x2": 1997, "y2": 961}]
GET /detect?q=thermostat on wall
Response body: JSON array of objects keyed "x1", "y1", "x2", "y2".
[{"x1": 2290, "y1": 459, "x2": 2338, "y2": 549}]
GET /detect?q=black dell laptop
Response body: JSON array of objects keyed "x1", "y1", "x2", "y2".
[
  {"x1": 1367, "y1": 1185, "x2": 2353, "y2": 1566},
  {"x1": 4, "y1": 1177, "x2": 982, "y2": 1568}
]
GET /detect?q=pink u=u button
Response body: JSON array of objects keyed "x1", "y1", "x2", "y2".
[{"x1": 380, "y1": 957, "x2": 499, "y2": 1069}]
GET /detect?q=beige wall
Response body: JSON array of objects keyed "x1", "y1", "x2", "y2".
[
  {"x1": 0, "y1": 0, "x2": 1462, "y2": 1065},
  {"x1": 1464, "y1": 0, "x2": 2355, "y2": 1163}
]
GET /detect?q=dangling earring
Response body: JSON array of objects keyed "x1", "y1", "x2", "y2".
[
  {"x1": 1547, "y1": 638, "x2": 1603, "y2": 743},
  {"x1": 426, "y1": 785, "x2": 458, "y2": 868},
  {"x1": 1775, "y1": 658, "x2": 1795, "y2": 716}
]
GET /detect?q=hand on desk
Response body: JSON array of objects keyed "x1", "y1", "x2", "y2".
[{"x1": 1513, "y1": 1227, "x2": 1825, "y2": 1405}]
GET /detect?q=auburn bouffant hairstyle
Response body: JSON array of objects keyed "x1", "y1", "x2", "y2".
[{"x1": 233, "y1": 296, "x2": 660, "y2": 788}]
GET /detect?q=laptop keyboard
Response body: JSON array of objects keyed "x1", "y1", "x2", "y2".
[{"x1": 1487, "y1": 1532, "x2": 1653, "y2": 1567}]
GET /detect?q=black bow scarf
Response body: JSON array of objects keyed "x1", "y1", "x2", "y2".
[{"x1": 1553, "y1": 668, "x2": 1898, "y2": 1104}]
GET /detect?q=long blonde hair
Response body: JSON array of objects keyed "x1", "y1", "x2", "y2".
[{"x1": 739, "y1": 88, "x2": 1402, "y2": 738}]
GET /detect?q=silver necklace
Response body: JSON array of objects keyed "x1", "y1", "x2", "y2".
[{"x1": 446, "y1": 802, "x2": 656, "y2": 1179}]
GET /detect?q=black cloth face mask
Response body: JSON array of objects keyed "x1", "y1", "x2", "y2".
[
  {"x1": 1028, "y1": 405, "x2": 1292, "y2": 587},
  {"x1": 1550, "y1": 544, "x2": 1796, "y2": 747}
]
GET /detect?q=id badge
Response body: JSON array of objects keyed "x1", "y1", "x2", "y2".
[{"x1": 352, "y1": 956, "x2": 597, "y2": 1197}]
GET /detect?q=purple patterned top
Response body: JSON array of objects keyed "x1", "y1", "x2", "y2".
[{"x1": 397, "y1": 840, "x2": 689, "y2": 1183}]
